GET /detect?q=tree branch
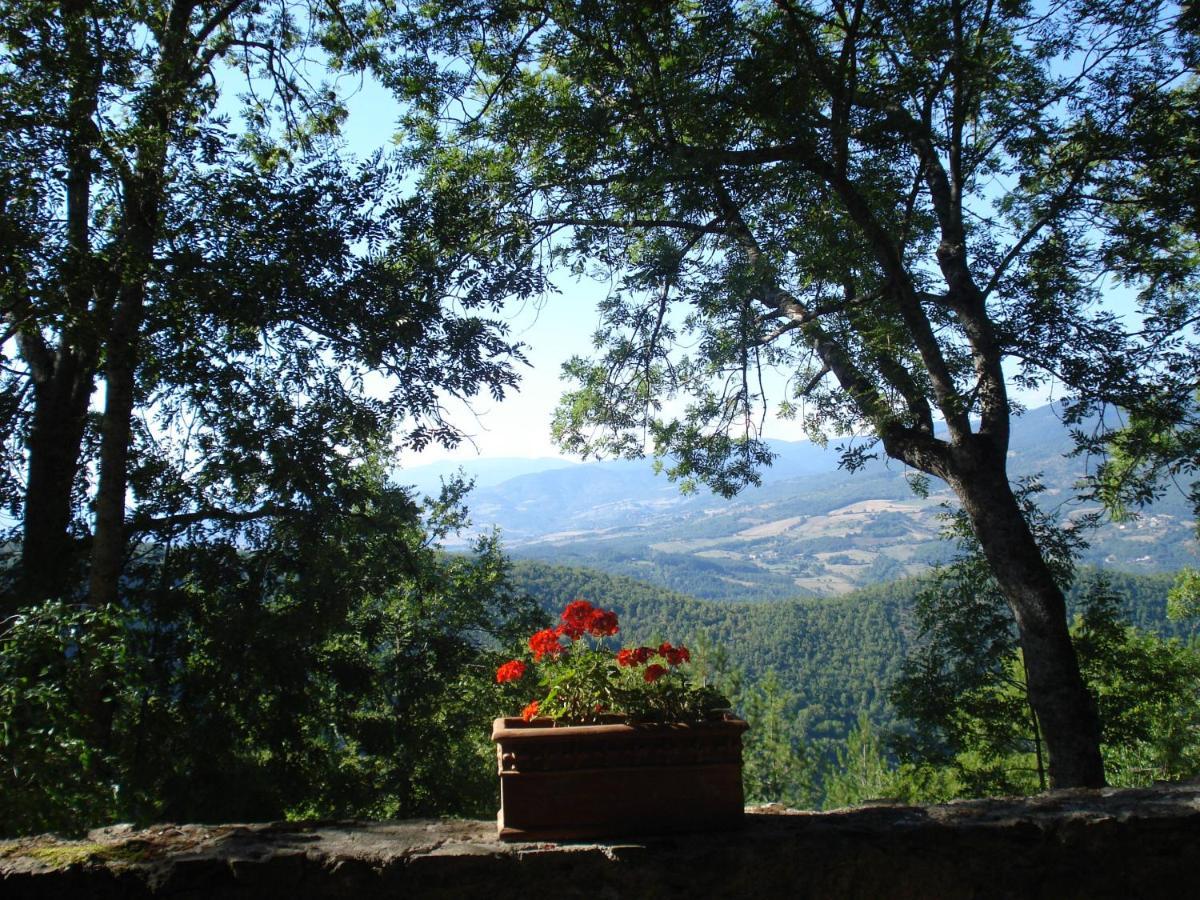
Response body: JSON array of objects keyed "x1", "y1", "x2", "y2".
[
  {"x1": 982, "y1": 172, "x2": 1087, "y2": 301},
  {"x1": 127, "y1": 503, "x2": 291, "y2": 536},
  {"x1": 193, "y1": 0, "x2": 246, "y2": 49},
  {"x1": 706, "y1": 173, "x2": 948, "y2": 472},
  {"x1": 530, "y1": 215, "x2": 728, "y2": 235}
]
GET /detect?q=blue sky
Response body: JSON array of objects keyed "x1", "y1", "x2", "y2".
[
  {"x1": 334, "y1": 80, "x2": 593, "y2": 462},
  {"x1": 339, "y1": 79, "x2": 819, "y2": 465},
  {"x1": 336, "y1": 71, "x2": 1140, "y2": 469}
]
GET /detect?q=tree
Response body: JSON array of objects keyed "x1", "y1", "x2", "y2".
[
  {"x1": 892, "y1": 503, "x2": 1200, "y2": 795},
  {"x1": 1078, "y1": 6, "x2": 1200, "y2": 624},
  {"x1": 0, "y1": 474, "x2": 545, "y2": 834},
  {"x1": 821, "y1": 712, "x2": 953, "y2": 808},
  {"x1": 419, "y1": 0, "x2": 1198, "y2": 786},
  {"x1": 1090, "y1": 399, "x2": 1200, "y2": 621},
  {"x1": 890, "y1": 481, "x2": 1082, "y2": 794},
  {"x1": 0, "y1": 0, "x2": 541, "y2": 611},
  {"x1": 0, "y1": 1, "x2": 550, "y2": 823},
  {"x1": 1168, "y1": 570, "x2": 1200, "y2": 623},
  {"x1": 686, "y1": 636, "x2": 817, "y2": 808},
  {"x1": 737, "y1": 669, "x2": 817, "y2": 808},
  {"x1": 1073, "y1": 577, "x2": 1200, "y2": 788}
]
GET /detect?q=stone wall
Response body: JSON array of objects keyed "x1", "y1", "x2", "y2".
[{"x1": 3, "y1": 780, "x2": 1198, "y2": 899}]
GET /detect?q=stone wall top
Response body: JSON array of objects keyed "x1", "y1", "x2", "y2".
[{"x1": 3, "y1": 779, "x2": 1199, "y2": 898}]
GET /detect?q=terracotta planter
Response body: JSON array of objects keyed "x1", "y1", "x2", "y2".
[{"x1": 491, "y1": 715, "x2": 749, "y2": 841}]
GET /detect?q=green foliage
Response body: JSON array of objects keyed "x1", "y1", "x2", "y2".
[
  {"x1": 886, "y1": 479, "x2": 1200, "y2": 795},
  {"x1": 0, "y1": 0, "x2": 542, "y2": 608},
  {"x1": 0, "y1": 602, "x2": 131, "y2": 833},
  {"x1": 0, "y1": 479, "x2": 543, "y2": 836},
  {"x1": 0, "y1": 0, "x2": 547, "y2": 837},
  {"x1": 512, "y1": 559, "x2": 916, "y2": 743},
  {"x1": 514, "y1": 557, "x2": 1200, "y2": 806},
  {"x1": 1167, "y1": 569, "x2": 1200, "y2": 622},
  {"x1": 513, "y1": 560, "x2": 922, "y2": 805},
  {"x1": 412, "y1": 0, "x2": 1195, "y2": 498},
  {"x1": 9, "y1": 535, "x2": 1197, "y2": 829},
  {"x1": 1089, "y1": 402, "x2": 1200, "y2": 522},
  {"x1": 737, "y1": 670, "x2": 817, "y2": 809},
  {"x1": 533, "y1": 645, "x2": 626, "y2": 724},
  {"x1": 681, "y1": 634, "x2": 817, "y2": 807},
  {"x1": 1082, "y1": 50, "x2": 1199, "y2": 524},
  {"x1": 1073, "y1": 578, "x2": 1200, "y2": 787},
  {"x1": 822, "y1": 713, "x2": 956, "y2": 809},
  {"x1": 893, "y1": 530, "x2": 1200, "y2": 797},
  {"x1": 414, "y1": 0, "x2": 1198, "y2": 786},
  {"x1": 889, "y1": 481, "x2": 1073, "y2": 793}
]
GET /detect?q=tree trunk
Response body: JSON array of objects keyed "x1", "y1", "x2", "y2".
[
  {"x1": 8, "y1": 0, "x2": 103, "y2": 612},
  {"x1": 87, "y1": 0, "x2": 191, "y2": 608},
  {"x1": 88, "y1": 294, "x2": 142, "y2": 607},
  {"x1": 948, "y1": 449, "x2": 1106, "y2": 789},
  {"x1": 14, "y1": 348, "x2": 93, "y2": 607}
]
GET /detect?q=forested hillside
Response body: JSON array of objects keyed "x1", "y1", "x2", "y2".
[{"x1": 511, "y1": 561, "x2": 1199, "y2": 765}]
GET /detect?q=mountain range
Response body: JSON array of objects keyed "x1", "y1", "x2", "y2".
[{"x1": 396, "y1": 404, "x2": 1198, "y2": 600}]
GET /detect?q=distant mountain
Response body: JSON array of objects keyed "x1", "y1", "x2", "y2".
[
  {"x1": 427, "y1": 404, "x2": 1199, "y2": 600},
  {"x1": 394, "y1": 456, "x2": 580, "y2": 496}
]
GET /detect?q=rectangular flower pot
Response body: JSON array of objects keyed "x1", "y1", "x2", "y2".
[{"x1": 491, "y1": 716, "x2": 749, "y2": 842}]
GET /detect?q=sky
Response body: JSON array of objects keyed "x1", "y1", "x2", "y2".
[
  {"x1": 335, "y1": 68, "x2": 1138, "y2": 470},
  {"x1": 334, "y1": 77, "x2": 818, "y2": 467},
  {"x1": 336, "y1": 80, "x2": 591, "y2": 463},
  {"x1": 407, "y1": 283, "x2": 607, "y2": 464}
]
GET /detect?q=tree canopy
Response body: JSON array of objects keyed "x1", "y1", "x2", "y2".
[
  {"x1": 0, "y1": 0, "x2": 548, "y2": 832},
  {"x1": 0, "y1": 0, "x2": 543, "y2": 610},
  {"x1": 417, "y1": 0, "x2": 1199, "y2": 787},
  {"x1": 3, "y1": 0, "x2": 1197, "y2": 822},
  {"x1": 0, "y1": 480, "x2": 544, "y2": 834}
]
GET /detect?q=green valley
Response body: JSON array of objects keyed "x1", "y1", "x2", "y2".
[{"x1": 510, "y1": 560, "x2": 1200, "y2": 804}]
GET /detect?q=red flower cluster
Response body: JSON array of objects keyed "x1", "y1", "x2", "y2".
[
  {"x1": 659, "y1": 641, "x2": 691, "y2": 666},
  {"x1": 529, "y1": 627, "x2": 565, "y2": 661},
  {"x1": 559, "y1": 599, "x2": 620, "y2": 639},
  {"x1": 522, "y1": 600, "x2": 622, "y2": 662},
  {"x1": 616, "y1": 646, "x2": 655, "y2": 667},
  {"x1": 495, "y1": 659, "x2": 526, "y2": 683},
  {"x1": 616, "y1": 641, "x2": 691, "y2": 669},
  {"x1": 505, "y1": 600, "x2": 703, "y2": 724}
]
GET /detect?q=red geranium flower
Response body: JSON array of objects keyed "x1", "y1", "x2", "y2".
[
  {"x1": 644, "y1": 663, "x2": 667, "y2": 683},
  {"x1": 587, "y1": 608, "x2": 619, "y2": 637},
  {"x1": 658, "y1": 642, "x2": 690, "y2": 666},
  {"x1": 618, "y1": 646, "x2": 656, "y2": 666},
  {"x1": 559, "y1": 599, "x2": 596, "y2": 639},
  {"x1": 529, "y1": 627, "x2": 565, "y2": 661},
  {"x1": 653, "y1": 641, "x2": 689, "y2": 665},
  {"x1": 495, "y1": 659, "x2": 527, "y2": 683},
  {"x1": 521, "y1": 699, "x2": 540, "y2": 721}
]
